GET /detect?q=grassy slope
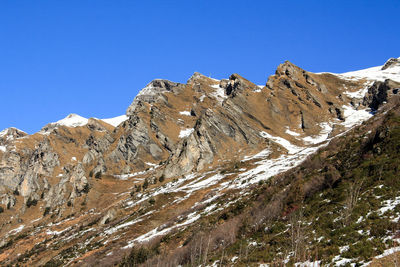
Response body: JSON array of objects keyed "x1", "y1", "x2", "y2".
[{"x1": 119, "y1": 104, "x2": 400, "y2": 266}]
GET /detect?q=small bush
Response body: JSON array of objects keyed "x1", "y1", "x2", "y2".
[
  {"x1": 26, "y1": 197, "x2": 38, "y2": 208},
  {"x1": 121, "y1": 246, "x2": 150, "y2": 266},
  {"x1": 149, "y1": 198, "x2": 155, "y2": 205},
  {"x1": 143, "y1": 179, "x2": 149, "y2": 190},
  {"x1": 82, "y1": 183, "x2": 90, "y2": 193},
  {"x1": 43, "y1": 207, "x2": 51, "y2": 216}
]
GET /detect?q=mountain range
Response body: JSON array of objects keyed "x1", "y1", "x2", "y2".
[{"x1": 0, "y1": 57, "x2": 400, "y2": 266}]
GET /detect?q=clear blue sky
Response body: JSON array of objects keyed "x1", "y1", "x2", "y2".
[{"x1": 1, "y1": 0, "x2": 399, "y2": 134}]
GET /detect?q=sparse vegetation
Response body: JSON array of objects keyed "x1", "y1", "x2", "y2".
[
  {"x1": 119, "y1": 107, "x2": 400, "y2": 266},
  {"x1": 143, "y1": 178, "x2": 149, "y2": 190},
  {"x1": 82, "y1": 183, "x2": 90, "y2": 193},
  {"x1": 43, "y1": 207, "x2": 51, "y2": 216},
  {"x1": 26, "y1": 197, "x2": 38, "y2": 208}
]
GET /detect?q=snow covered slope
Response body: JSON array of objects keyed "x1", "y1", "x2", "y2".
[
  {"x1": 101, "y1": 115, "x2": 128, "y2": 127},
  {"x1": 338, "y1": 57, "x2": 400, "y2": 83},
  {"x1": 54, "y1": 113, "x2": 88, "y2": 127}
]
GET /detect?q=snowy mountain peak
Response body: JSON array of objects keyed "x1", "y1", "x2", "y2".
[
  {"x1": 55, "y1": 113, "x2": 89, "y2": 127},
  {"x1": 338, "y1": 57, "x2": 400, "y2": 83},
  {"x1": 0, "y1": 127, "x2": 27, "y2": 140}
]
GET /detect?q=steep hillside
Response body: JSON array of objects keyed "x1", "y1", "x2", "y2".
[
  {"x1": 141, "y1": 99, "x2": 400, "y2": 266},
  {"x1": 0, "y1": 58, "x2": 399, "y2": 266}
]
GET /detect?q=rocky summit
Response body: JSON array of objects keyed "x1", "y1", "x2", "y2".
[{"x1": 1, "y1": 58, "x2": 400, "y2": 266}]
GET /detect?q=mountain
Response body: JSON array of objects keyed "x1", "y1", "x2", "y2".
[{"x1": 0, "y1": 58, "x2": 399, "y2": 266}]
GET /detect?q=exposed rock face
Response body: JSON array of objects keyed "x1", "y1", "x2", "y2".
[
  {"x1": 19, "y1": 139, "x2": 59, "y2": 202},
  {"x1": 0, "y1": 188, "x2": 16, "y2": 209},
  {"x1": 0, "y1": 127, "x2": 27, "y2": 142},
  {"x1": 363, "y1": 79, "x2": 400, "y2": 110},
  {"x1": 126, "y1": 80, "x2": 185, "y2": 116},
  {"x1": 100, "y1": 208, "x2": 117, "y2": 224}
]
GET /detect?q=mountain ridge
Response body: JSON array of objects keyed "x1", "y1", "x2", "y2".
[{"x1": 0, "y1": 58, "x2": 400, "y2": 266}]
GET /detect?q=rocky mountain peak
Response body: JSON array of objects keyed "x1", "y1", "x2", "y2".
[
  {"x1": 56, "y1": 113, "x2": 88, "y2": 127},
  {"x1": 187, "y1": 72, "x2": 210, "y2": 84},
  {"x1": 275, "y1": 60, "x2": 304, "y2": 78},
  {"x1": 381, "y1": 57, "x2": 400, "y2": 70},
  {"x1": 219, "y1": 73, "x2": 259, "y2": 96},
  {"x1": 126, "y1": 79, "x2": 184, "y2": 116},
  {"x1": 40, "y1": 113, "x2": 89, "y2": 133},
  {"x1": 0, "y1": 127, "x2": 27, "y2": 141}
]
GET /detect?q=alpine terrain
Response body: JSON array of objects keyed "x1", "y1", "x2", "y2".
[{"x1": 1, "y1": 57, "x2": 400, "y2": 266}]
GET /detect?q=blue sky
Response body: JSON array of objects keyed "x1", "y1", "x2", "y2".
[{"x1": 1, "y1": 1, "x2": 399, "y2": 133}]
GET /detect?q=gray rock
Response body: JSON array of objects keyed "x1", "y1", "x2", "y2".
[
  {"x1": 363, "y1": 79, "x2": 400, "y2": 110},
  {"x1": 100, "y1": 208, "x2": 117, "y2": 224},
  {"x1": 126, "y1": 79, "x2": 184, "y2": 116}
]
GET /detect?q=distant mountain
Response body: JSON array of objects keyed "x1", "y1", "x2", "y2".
[{"x1": 0, "y1": 58, "x2": 399, "y2": 266}]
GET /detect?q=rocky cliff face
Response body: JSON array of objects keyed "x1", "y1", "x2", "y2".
[{"x1": 0, "y1": 58, "x2": 399, "y2": 266}]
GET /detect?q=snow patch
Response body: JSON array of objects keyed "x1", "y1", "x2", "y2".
[
  {"x1": 180, "y1": 173, "x2": 225, "y2": 193},
  {"x1": 210, "y1": 84, "x2": 228, "y2": 103},
  {"x1": 344, "y1": 83, "x2": 372, "y2": 99},
  {"x1": 243, "y1": 148, "x2": 271, "y2": 161},
  {"x1": 179, "y1": 111, "x2": 191, "y2": 116},
  {"x1": 374, "y1": 246, "x2": 400, "y2": 260},
  {"x1": 260, "y1": 131, "x2": 303, "y2": 154},
  {"x1": 232, "y1": 145, "x2": 322, "y2": 189},
  {"x1": 0, "y1": 146, "x2": 6, "y2": 152},
  {"x1": 125, "y1": 211, "x2": 201, "y2": 247},
  {"x1": 303, "y1": 122, "x2": 332, "y2": 145},
  {"x1": 9, "y1": 225, "x2": 25, "y2": 234},
  {"x1": 285, "y1": 128, "x2": 301, "y2": 137},
  {"x1": 179, "y1": 128, "x2": 194, "y2": 138},
  {"x1": 378, "y1": 196, "x2": 400, "y2": 215},
  {"x1": 46, "y1": 227, "x2": 70, "y2": 236},
  {"x1": 340, "y1": 64, "x2": 400, "y2": 83},
  {"x1": 102, "y1": 115, "x2": 128, "y2": 127},
  {"x1": 341, "y1": 105, "x2": 373, "y2": 128},
  {"x1": 105, "y1": 217, "x2": 145, "y2": 235},
  {"x1": 295, "y1": 260, "x2": 321, "y2": 267}
]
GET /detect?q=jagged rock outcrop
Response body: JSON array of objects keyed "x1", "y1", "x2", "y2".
[
  {"x1": 126, "y1": 80, "x2": 185, "y2": 116},
  {"x1": 363, "y1": 79, "x2": 400, "y2": 110},
  {"x1": 19, "y1": 139, "x2": 59, "y2": 202},
  {"x1": 0, "y1": 127, "x2": 27, "y2": 142}
]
